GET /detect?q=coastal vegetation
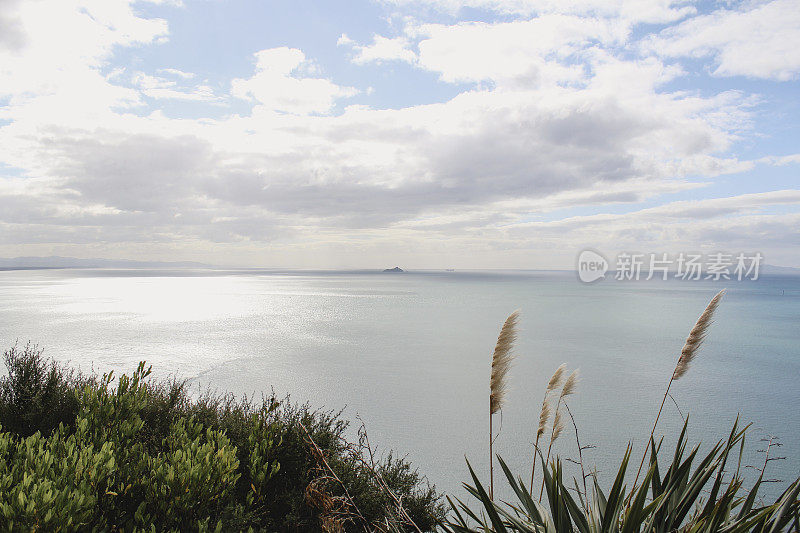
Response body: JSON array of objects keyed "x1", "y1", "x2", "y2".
[
  {"x1": 447, "y1": 289, "x2": 800, "y2": 532},
  {"x1": 444, "y1": 419, "x2": 800, "y2": 533},
  {"x1": 0, "y1": 344, "x2": 443, "y2": 532}
]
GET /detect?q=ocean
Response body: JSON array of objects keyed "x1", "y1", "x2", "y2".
[{"x1": 1, "y1": 268, "x2": 798, "y2": 501}]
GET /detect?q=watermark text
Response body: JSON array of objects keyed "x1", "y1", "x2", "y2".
[{"x1": 577, "y1": 251, "x2": 763, "y2": 283}]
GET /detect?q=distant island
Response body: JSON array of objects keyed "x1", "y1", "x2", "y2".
[
  {"x1": 383, "y1": 266, "x2": 404, "y2": 272},
  {"x1": 0, "y1": 256, "x2": 211, "y2": 269}
]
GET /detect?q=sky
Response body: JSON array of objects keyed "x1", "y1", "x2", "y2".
[{"x1": 0, "y1": 0, "x2": 798, "y2": 269}]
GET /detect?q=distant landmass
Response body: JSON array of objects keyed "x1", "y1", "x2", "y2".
[
  {"x1": 0, "y1": 256, "x2": 211, "y2": 269},
  {"x1": 1, "y1": 258, "x2": 795, "y2": 274},
  {"x1": 762, "y1": 264, "x2": 800, "y2": 275}
]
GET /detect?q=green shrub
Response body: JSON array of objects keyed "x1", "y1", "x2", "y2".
[
  {"x1": 0, "y1": 423, "x2": 115, "y2": 531},
  {"x1": 136, "y1": 417, "x2": 241, "y2": 530},
  {"x1": 0, "y1": 343, "x2": 92, "y2": 437},
  {"x1": 0, "y1": 345, "x2": 444, "y2": 531}
]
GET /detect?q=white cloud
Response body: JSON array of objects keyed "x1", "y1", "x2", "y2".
[
  {"x1": 142, "y1": 0, "x2": 184, "y2": 6},
  {"x1": 629, "y1": 189, "x2": 800, "y2": 218},
  {"x1": 648, "y1": 0, "x2": 800, "y2": 80},
  {"x1": 0, "y1": 0, "x2": 168, "y2": 96},
  {"x1": 758, "y1": 154, "x2": 800, "y2": 166},
  {"x1": 133, "y1": 72, "x2": 175, "y2": 90},
  {"x1": 157, "y1": 68, "x2": 196, "y2": 79},
  {"x1": 0, "y1": 0, "x2": 169, "y2": 138},
  {"x1": 1, "y1": 74, "x2": 754, "y2": 237},
  {"x1": 509, "y1": 191, "x2": 800, "y2": 236},
  {"x1": 0, "y1": 0, "x2": 26, "y2": 52},
  {"x1": 346, "y1": 35, "x2": 417, "y2": 64},
  {"x1": 132, "y1": 72, "x2": 218, "y2": 101},
  {"x1": 231, "y1": 47, "x2": 358, "y2": 115},
  {"x1": 497, "y1": 190, "x2": 800, "y2": 268},
  {"x1": 412, "y1": 15, "x2": 628, "y2": 85},
  {"x1": 382, "y1": 0, "x2": 696, "y2": 24}
]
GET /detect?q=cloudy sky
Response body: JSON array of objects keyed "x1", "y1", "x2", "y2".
[{"x1": 1, "y1": 0, "x2": 798, "y2": 268}]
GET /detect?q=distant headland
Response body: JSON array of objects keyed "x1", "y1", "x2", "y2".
[
  {"x1": 0, "y1": 256, "x2": 211, "y2": 270},
  {"x1": 383, "y1": 266, "x2": 404, "y2": 272}
]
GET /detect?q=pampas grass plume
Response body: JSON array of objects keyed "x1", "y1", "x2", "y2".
[
  {"x1": 547, "y1": 363, "x2": 567, "y2": 392},
  {"x1": 490, "y1": 310, "x2": 520, "y2": 414},
  {"x1": 489, "y1": 310, "x2": 520, "y2": 499},
  {"x1": 551, "y1": 410, "x2": 564, "y2": 442},
  {"x1": 537, "y1": 401, "x2": 550, "y2": 439},
  {"x1": 673, "y1": 289, "x2": 725, "y2": 380},
  {"x1": 560, "y1": 369, "x2": 579, "y2": 399}
]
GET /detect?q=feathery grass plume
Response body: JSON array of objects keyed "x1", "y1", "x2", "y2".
[
  {"x1": 546, "y1": 363, "x2": 567, "y2": 393},
  {"x1": 489, "y1": 310, "x2": 520, "y2": 500},
  {"x1": 629, "y1": 289, "x2": 726, "y2": 500},
  {"x1": 551, "y1": 410, "x2": 564, "y2": 442},
  {"x1": 673, "y1": 289, "x2": 725, "y2": 380},
  {"x1": 537, "y1": 401, "x2": 550, "y2": 440},
  {"x1": 489, "y1": 311, "x2": 519, "y2": 415},
  {"x1": 560, "y1": 369, "x2": 579, "y2": 399},
  {"x1": 539, "y1": 368, "x2": 580, "y2": 501},
  {"x1": 530, "y1": 363, "x2": 567, "y2": 493}
]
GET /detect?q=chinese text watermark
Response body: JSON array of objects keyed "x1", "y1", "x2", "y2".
[{"x1": 577, "y1": 250, "x2": 763, "y2": 283}]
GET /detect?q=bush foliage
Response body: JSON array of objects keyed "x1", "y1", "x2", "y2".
[{"x1": 0, "y1": 344, "x2": 444, "y2": 532}]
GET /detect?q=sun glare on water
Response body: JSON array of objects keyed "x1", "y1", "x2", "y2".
[{"x1": 45, "y1": 274, "x2": 260, "y2": 323}]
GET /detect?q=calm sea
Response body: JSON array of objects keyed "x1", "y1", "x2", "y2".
[{"x1": 1, "y1": 268, "x2": 798, "y2": 501}]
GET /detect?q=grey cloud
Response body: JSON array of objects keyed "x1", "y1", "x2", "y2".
[
  {"x1": 55, "y1": 133, "x2": 214, "y2": 212},
  {"x1": 0, "y1": 85, "x2": 762, "y2": 246},
  {"x1": 0, "y1": 0, "x2": 25, "y2": 52},
  {"x1": 701, "y1": 219, "x2": 800, "y2": 247},
  {"x1": 423, "y1": 105, "x2": 644, "y2": 201}
]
